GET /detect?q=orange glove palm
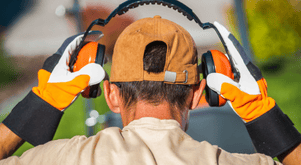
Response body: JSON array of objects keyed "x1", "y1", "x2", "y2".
[
  {"x1": 206, "y1": 22, "x2": 301, "y2": 158},
  {"x1": 33, "y1": 70, "x2": 90, "y2": 110},
  {"x1": 220, "y1": 78, "x2": 275, "y2": 122},
  {"x1": 2, "y1": 32, "x2": 105, "y2": 147},
  {"x1": 206, "y1": 22, "x2": 275, "y2": 122},
  {"x1": 33, "y1": 33, "x2": 105, "y2": 111}
]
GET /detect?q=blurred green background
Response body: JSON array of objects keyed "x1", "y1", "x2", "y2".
[
  {"x1": 245, "y1": 0, "x2": 301, "y2": 131},
  {"x1": 0, "y1": 0, "x2": 300, "y2": 158},
  {"x1": 0, "y1": 39, "x2": 19, "y2": 87}
]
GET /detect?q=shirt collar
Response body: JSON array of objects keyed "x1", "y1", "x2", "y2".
[{"x1": 123, "y1": 117, "x2": 181, "y2": 130}]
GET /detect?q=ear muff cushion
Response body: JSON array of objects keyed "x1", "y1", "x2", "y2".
[
  {"x1": 210, "y1": 50, "x2": 234, "y2": 106},
  {"x1": 202, "y1": 51, "x2": 219, "y2": 106},
  {"x1": 73, "y1": 42, "x2": 99, "y2": 98}
]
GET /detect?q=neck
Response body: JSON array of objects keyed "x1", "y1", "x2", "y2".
[
  {"x1": 134, "y1": 101, "x2": 175, "y2": 120},
  {"x1": 121, "y1": 101, "x2": 188, "y2": 130}
]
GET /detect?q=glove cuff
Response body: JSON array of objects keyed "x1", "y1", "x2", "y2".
[
  {"x1": 245, "y1": 104, "x2": 301, "y2": 158},
  {"x1": 2, "y1": 91, "x2": 63, "y2": 146}
]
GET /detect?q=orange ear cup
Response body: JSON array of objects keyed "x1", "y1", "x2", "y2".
[
  {"x1": 210, "y1": 50, "x2": 234, "y2": 106},
  {"x1": 73, "y1": 42, "x2": 99, "y2": 98}
]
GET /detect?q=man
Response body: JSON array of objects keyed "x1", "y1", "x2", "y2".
[{"x1": 0, "y1": 16, "x2": 301, "y2": 164}]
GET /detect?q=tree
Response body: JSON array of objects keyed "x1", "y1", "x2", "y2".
[{"x1": 245, "y1": 0, "x2": 301, "y2": 62}]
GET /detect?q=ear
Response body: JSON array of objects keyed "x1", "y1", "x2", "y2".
[
  {"x1": 103, "y1": 80, "x2": 121, "y2": 114},
  {"x1": 190, "y1": 79, "x2": 206, "y2": 109}
]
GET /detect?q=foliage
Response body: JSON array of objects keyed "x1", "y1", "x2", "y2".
[
  {"x1": 262, "y1": 54, "x2": 301, "y2": 131},
  {"x1": 242, "y1": 0, "x2": 301, "y2": 130},
  {"x1": 245, "y1": 0, "x2": 301, "y2": 62},
  {"x1": 0, "y1": 38, "x2": 18, "y2": 86}
]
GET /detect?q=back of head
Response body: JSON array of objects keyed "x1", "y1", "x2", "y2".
[{"x1": 111, "y1": 15, "x2": 199, "y2": 110}]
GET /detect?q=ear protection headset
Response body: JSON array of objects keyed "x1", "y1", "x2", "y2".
[
  {"x1": 71, "y1": 41, "x2": 105, "y2": 98},
  {"x1": 69, "y1": 0, "x2": 240, "y2": 106}
]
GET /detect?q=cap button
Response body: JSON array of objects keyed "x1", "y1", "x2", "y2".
[{"x1": 154, "y1": 15, "x2": 161, "y2": 19}]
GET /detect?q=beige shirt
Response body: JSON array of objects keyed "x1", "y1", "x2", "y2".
[{"x1": 1, "y1": 117, "x2": 281, "y2": 165}]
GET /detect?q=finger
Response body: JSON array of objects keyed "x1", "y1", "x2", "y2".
[
  {"x1": 69, "y1": 35, "x2": 83, "y2": 57},
  {"x1": 213, "y1": 22, "x2": 249, "y2": 70},
  {"x1": 48, "y1": 63, "x2": 105, "y2": 86},
  {"x1": 206, "y1": 73, "x2": 239, "y2": 95},
  {"x1": 214, "y1": 22, "x2": 260, "y2": 94},
  {"x1": 75, "y1": 63, "x2": 105, "y2": 86},
  {"x1": 56, "y1": 33, "x2": 84, "y2": 55},
  {"x1": 52, "y1": 34, "x2": 84, "y2": 76}
]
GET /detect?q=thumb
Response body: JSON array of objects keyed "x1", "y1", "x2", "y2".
[
  {"x1": 206, "y1": 73, "x2": 239, "y2": 96},
  {"x1": 69, "y1": 63, "x2": 105, "y2": 86}
]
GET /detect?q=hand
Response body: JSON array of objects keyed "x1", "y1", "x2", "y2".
[
  {"x1": 206, "y1": 22, "x2": 301, "y2": 158},
  {"x1": 2, "y1": 33, "x2": 105, "y2": 146},
  {"x1": 206, "y1": 22, "x2": 275, "y2": 122},
  {"x1": 32, "y1": 33, "x2": 105, "y2": 110}
]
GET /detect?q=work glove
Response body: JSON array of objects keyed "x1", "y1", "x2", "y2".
[
  {"x1": 206, "y1": 22, "x2": 301, "y2": 157},
  {"x1": 3, "y1": 33, "x2": 105, "y2": 146},
  {"x1": 206, "y1": 22, "x2": 274, "y2": 123},
  {"x1": 32, "y1": 33, "x2": 104, "y2": 110}
]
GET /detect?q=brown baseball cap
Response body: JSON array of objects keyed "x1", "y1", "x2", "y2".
[{"x1": 110, "y1": 15, "x2": 199, "y2": 85}]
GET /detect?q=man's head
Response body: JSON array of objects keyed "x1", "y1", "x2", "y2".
[{"x1": 103, "y1": 16, "x2": 206, "y2": 130}]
